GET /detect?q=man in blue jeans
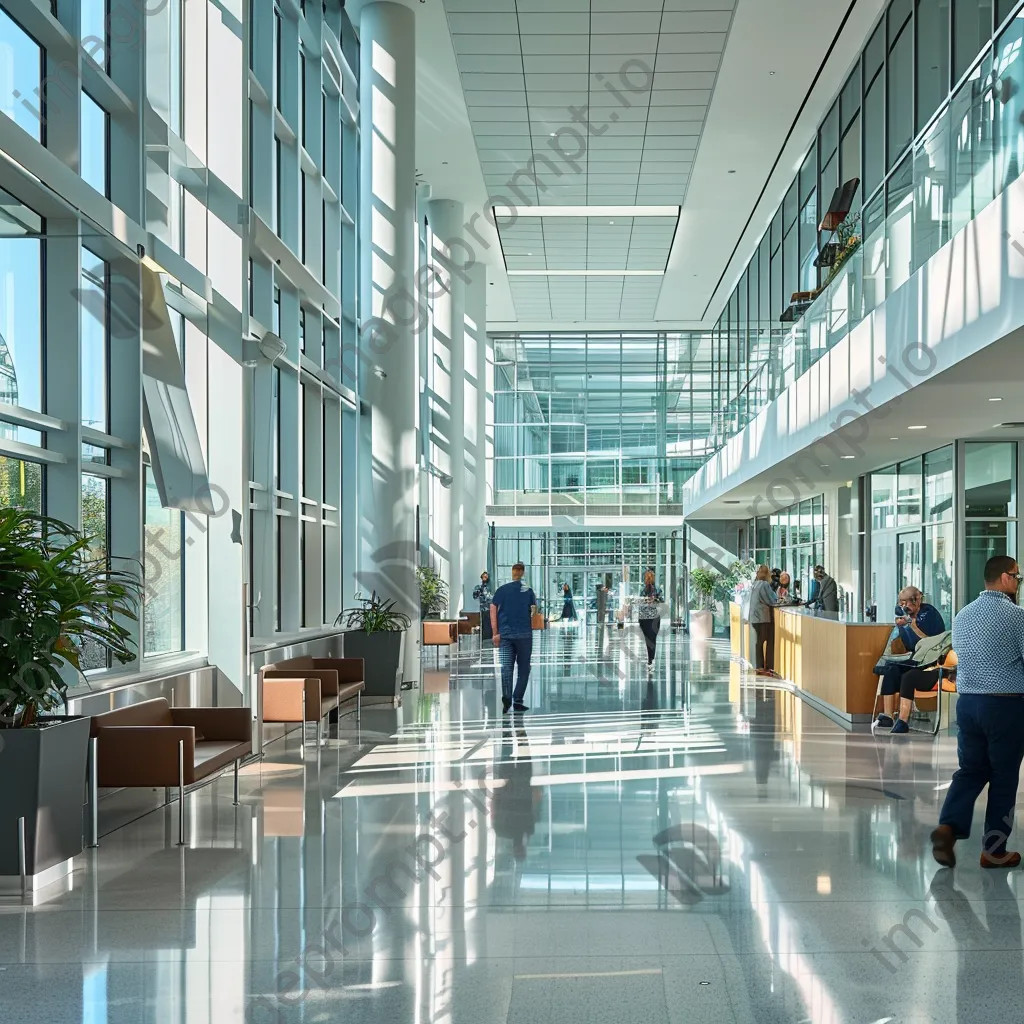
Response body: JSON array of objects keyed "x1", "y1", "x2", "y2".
[
  {"x1": 490, "y1": 562, "x2": 537, "y2": 715},
  {"x1": 932, "y1": 555, "x2": 1024, "y2": 868}
]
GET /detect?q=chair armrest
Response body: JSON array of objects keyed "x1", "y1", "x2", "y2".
[
  {"x1": 313, "y1": 658, "x2": 364, "y2": 684},
  {"x1": 171, "y1": 707, "x2": 252, "y2": 743},
  {"x1": 95, "y1": 726, "x2": 197, "y2": 787},
  {"x1": 265, "y1": 666, "x2": 340, "y2": 697}
]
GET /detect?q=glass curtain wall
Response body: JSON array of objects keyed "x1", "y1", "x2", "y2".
[
  {"x1": 491, "y1": 332, "x2": 713, "y2": 519},
  {"x1": 0, "y1": 2, "x2": 360, "y2": 676},
  {"x1": 494, "y1": 530, "x2": 667, "y2": 620},
  {"x1": 709, "y1": 0, "x2": 1024, "y2": 454},
  {"x1": 963, "y1": 440, "x2": 1018, "y2": 599},
  {"x1": 753, "y1": 495, "x2": 826, "y2": 599}
]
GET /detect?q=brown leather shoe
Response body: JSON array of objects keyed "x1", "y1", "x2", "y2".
[
  {"x1": 931, "y1": 825, "x2": 957, "y2": 867},
  {"x1": 981, "y1": 850, "x2": 1022, "y2": 869}
]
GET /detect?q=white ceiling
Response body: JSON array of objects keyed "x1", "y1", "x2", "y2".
[{"x1": 349, "y1": 0, "x2": 887, "y2": 331}]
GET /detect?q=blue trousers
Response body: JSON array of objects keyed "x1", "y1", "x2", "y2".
[
  {"x1": 499, "y1": 635, "x2": 532, "y2": 703},
  {"x1": 939, "y1": 693, "x2": 1024, "y2": 856}
]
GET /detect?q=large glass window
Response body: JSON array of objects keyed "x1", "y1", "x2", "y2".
[
  {"x1": 81, "y1": 92, "x2": 109, "y2": 197},
  {"x1": 81, "y1": 248, "x2": 108, "y2": 432},
  {"x1": 888, "y1": 12, "x2": 915, "y2": 165},
  {"x1": 80, "y1": 473, "x2": 110, "y2": 670},
  {"x1": 924, "y1": 521, "x2": 955, "y2": 621},
  {"x1": 0, "y1": 236, "x2": 43, "y2": 413},
  {"x1": 955, "y1": 0, "x2": 995, "y2": 81},
  {"x1": 964, "y1": 440, "x2": 1016, "y2": 516},
  {"x1": 82, "y1": 0, "x2": 110, "y2": 71},
  {"x1": 872, "y1": 463, "x2": 898, "y2": 529},
  {"x1": 914, "y1": 108, "x2": 952, "y2": 269},
  {"x1": 965, "y1": 520, "x2": 1016, "y2": 596},
  {"x1": 897, "y1": 456, "x2": 924, "y2": 524},
  {"x1": 918, "y1": 0, "x2": 952, "y2": 131},
  {"x1": 864, "y1": 67, "x2": 886, "y2": 197},
  {"x1": 886, "y1": 154, "x2": 914, "y2": 295},
  {"x1": 996, "y1": 11, "x2": 1024, "y2": 192},
  {"x1": 0, "y1": 455, "x2": 43, "y2": 512},
  {"x1": 0, "y1": 9, "x2": 43, "y2": 142},
  {"x1": 925, "y1": 444, "x2": 955, "y2": 520},
  {"x1": 144, "y1": 467, "x2": 184, "y2": 655}
]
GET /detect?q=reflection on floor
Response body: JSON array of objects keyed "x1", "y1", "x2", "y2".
[{"x1": 3, "y1": 622, "x2": 1022, "y2": 1023}]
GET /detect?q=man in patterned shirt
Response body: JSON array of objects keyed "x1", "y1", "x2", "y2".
[{"x1": 932, "y1": 555, "x2": 1024, "y2": 868}]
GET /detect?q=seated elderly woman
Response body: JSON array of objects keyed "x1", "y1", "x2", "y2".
[{"x1": 874, "y1": 586, "x2": 945, "y2": 731}]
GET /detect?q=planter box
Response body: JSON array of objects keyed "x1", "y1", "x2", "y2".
[
  {"x1": 0, "y1": 715, "x2": 90, "y2": 893},
  {"x1": 344, "y1": 630, "x2": 406, "y2": 701}
]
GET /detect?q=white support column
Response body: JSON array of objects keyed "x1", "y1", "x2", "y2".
[
  {"x1": 359, "y1": 1, "x2": 420, "y2": 682},
  {"x1": 464, "y1": 261, "x2": 488, "y2": 598},
  {"x1": 428, "y1": 200, "x2": 467, "y2": 614}
]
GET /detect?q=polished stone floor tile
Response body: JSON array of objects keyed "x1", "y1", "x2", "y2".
[{"x1": 3, "y1": 623, "x2": 1024, "y2": 1021}]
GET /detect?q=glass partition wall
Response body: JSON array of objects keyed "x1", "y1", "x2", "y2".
[
  {"x1": 866, "y1": 441, "x2": 1019, "y2": 623},
  {"x1": 753, "y1": 495, "x2": 826, "y2": 600}
]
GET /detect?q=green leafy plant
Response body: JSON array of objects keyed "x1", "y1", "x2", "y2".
[
  {"x1": 716, "y1": 558, "x2": 757, "y2": 603},
  {"x1": 416, "y1": 565, "x2": 449, "y2": 618},
  {"x1": 336, "y1": 591, "x2": 411, "y2": 634},
  {"x1": 0, "y1": 509, "x2": 143, "y2": 728},
  {"x1": 689, "y1": 567, "x2": 720, "y2": 612}
]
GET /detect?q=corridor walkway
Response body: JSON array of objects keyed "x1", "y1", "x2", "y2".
[{"x1": 1, "y1": 624, "x2": 1019, "y2": 1023}]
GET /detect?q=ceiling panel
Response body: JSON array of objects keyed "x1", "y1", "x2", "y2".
[{"x1": 443, "y1": 0, "x2": 737, "y2": 321}]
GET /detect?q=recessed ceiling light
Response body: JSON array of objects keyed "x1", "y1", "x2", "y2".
[
  {"x1": 506, "y1": 269, "x2": 663, "y2": 277},
  {"x1": 990, "y1": 397, "x2": 1004, "y2": 402},
  {"x1": 890, "y1": 437, "x2": 899, "y2": 440},
  {"x1": 769, "y1": 70, "x2": 776, "y2": 76},
  {"x1": 908, "y1": 425, "x2": 927, "y2": 430},
  {"x1": 497, "y1": 205, "x2": 680, "y2": 218},
  {"x1": 841, "y1": 455, "x2": 855, "y2": 460}
]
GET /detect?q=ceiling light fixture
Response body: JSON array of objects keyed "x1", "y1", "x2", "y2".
[
  {"x1": 908, "y1": 425, "x2": 927, "y2": 430},
  {"x1": 990, "y1": 397, "x2": 1004, "y2": 402},
  {"x1": 841, "y1": 455, "x2": 855, "y2": 459},
  {"x1": 498, "y1": 205, "x2": 680, "y2": 218},
  {"x1": 506, "y1": 269, "x2": 663, "y2": 277},
  {"x1": 890, "y1": 436, "x2": 899, "y2": 440}
]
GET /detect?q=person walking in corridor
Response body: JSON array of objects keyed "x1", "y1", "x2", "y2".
[
  {"x1": 491, "y1": 562, "x2": 537, "y2": 714},
  {"x1": 473, "y1": 570, "x2": 494, "y2": 641},
  {"x1": 637, "y1": 569, "x2": 663, "y2": 670},
  {"x1": 932, "y1": 555, "x2": 1024, "y2": 869}
]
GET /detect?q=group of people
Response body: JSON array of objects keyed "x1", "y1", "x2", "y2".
[
  {"x1": 746, "y1": 563, "x2": 840, "y2": 675},
  {"x1": 471, "y1": 566, "x2": 667, "y2": 713}
]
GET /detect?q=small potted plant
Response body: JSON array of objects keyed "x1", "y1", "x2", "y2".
[
  {"x1": 0, "y1": 509, "x2": 142, "y2": 885},
  {"x1": 416, "y1": 565, "x2": 449, "y2": 620},
  {"x1": 337, "y1": 591, "x2": 411, "y2": 701},
  {"x1": 688, "y1": 567, "x2": 720, "y2": 641}
]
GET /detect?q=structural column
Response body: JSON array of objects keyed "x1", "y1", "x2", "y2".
[
  {"x1": 464, "y1": 261, "x2": 489, "y2": 596},
  {"x1": 358, "y1": 1, "x2": 420, "y2": 682},
  {"x1": 428, "y1": 200, "x2": 467, "y2": 613}
]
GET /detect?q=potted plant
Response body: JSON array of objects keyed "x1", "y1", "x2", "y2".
[
  {"x1": 0, "y1": 509, "x2": 142, "y2": 887},
  {"x1": 688, "y1": 567, "x2": 720, "y2": 641},
  {"x1": 416, "y1": 565, "x2": 449, "y2": 619},
  {"x1": 337, "y1": 591, "x2": 411, "y2": 701}
]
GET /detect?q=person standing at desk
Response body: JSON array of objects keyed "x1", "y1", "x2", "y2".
[{"x1": 808, "y1": 565, "x2": 839, "y2": 613}]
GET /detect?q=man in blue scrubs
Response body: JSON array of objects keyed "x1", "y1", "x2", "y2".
[{"x1": 490, "y1": 562, "x2": 538, "y2": 714}]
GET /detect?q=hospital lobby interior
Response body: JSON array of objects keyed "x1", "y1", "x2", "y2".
[{"x1": 4, "y1": 0, "x2": 1024, "y2": 1021}]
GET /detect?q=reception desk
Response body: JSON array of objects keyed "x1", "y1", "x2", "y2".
[{"x1": 731, "y1": 602, "x2": 893, "y2": 723}]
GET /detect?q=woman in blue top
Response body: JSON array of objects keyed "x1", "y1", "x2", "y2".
[{"x1": 638, "y1": 570, "x2": 664, "y2": 669}]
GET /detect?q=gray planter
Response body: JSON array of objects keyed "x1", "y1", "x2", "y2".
[
  {"x1": 0, "y1": 716, "x2": 90, "y2": 890},
  {"x1": 344, "y1": 629, "x2": 407, "y2": 701}
]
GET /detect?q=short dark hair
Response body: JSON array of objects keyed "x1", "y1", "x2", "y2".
[
  {"x1": 984, "y1": 555, "x2": 1019, "y2": 583},
  {"x1": 512, "y1": 561, "x2": 525, "y2": 571}
]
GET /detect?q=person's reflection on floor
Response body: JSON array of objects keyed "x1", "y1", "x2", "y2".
[
  {"x1": 928, "y1": 868, "x2": 1022, "y2": 1022},
  {"x1": 491, "y1": 722, "x2": 540, "y2": 861},
  {"x1": 750, "y1": 688, "x2": 778, "y2": 794}
]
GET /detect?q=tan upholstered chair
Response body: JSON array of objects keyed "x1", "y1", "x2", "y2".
[
  {"x1": 88, "y1": 699, "x2": 253, "y2": 846},
  {"x1": 260, "y1": 657, "x2": 364, "y2": 752},
  {"x1": 422, "y1": 620, "x2": 458, "y2": 666}
]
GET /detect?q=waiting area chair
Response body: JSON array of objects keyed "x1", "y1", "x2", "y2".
[
  {"x1": 260, "y1": 657, "x2": 364, "y2": 753},
  {"x1": 871, "y1": 651, "x2": 958, "y2": 734},
  {"x1": 88, "y1": 698, "x2": 253, "y2": 847},
  {"x1": 422, "y1": 620, "x2": 458, "y2": 666}
]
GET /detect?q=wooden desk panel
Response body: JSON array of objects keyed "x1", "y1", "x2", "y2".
[{"x1": 731, "y1": 603, "x2": 892, "y2": 719}]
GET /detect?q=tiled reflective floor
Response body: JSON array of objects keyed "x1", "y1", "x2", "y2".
[{"x1": 4, "y1": 622, "x2": 1023, "y2": 1022}]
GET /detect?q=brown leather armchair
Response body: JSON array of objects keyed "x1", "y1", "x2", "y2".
[
  {"x1": 88, "y1": 698, "x2": 253, "y2": 847},
  {"x1": 422, "y1": 620, "x2": 458, "y2": 666},
  {"x1": 260, "y1": 656, "x2": 364, "y2": 752}
]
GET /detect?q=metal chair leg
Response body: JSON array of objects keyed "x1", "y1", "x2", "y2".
[
  {"x1": 87, "y1": 736, "x2": 99, "y2": 848},
  {"x1": 177, "y1": 739, "x2": 186, "y2": 847},
  {"x1": 233, "y1": 759, "x2": 240, "y2": 805},
  {"x1": 300, "y1": 723, "x2": 305, "y2": 759},
  {"x1": 316, "y1": 717, "x2": 322, "y2": 748},
  {"x1": 357, "y1": 691, "x2": 361, "y2": 723}
]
